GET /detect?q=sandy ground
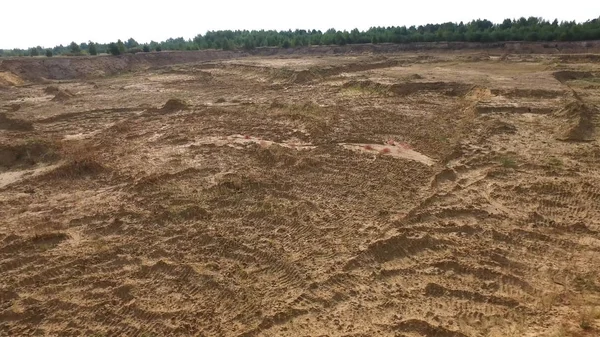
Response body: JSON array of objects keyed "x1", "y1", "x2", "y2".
[{"x1": 1, "y1": 51, "x2": 599, "y2": 336}]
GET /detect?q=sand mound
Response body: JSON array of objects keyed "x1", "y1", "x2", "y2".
[
  {"x1": 51, "y1": 89, "x2": 75, "y2": 102},
  {"x1": 161, "y1": 98, "x2": 188, "y2": 112},
  {"x1": 343, "y1": 80, "x2": 390, "y2": 94},
  {"x1": 490, "y1": 88, "x2": 563, "y2": 98},
  {"x1": 44, "y1": 86, "x2": 60, "y2": 95},
  {"x1": 291, "y1": 70, "x2": 318, "y2": 84},
  {"x1": 0, "y1": 113, "x2": 33, "y2": 131},
  {"x1": 344, "y1": 80, "x2": 470, "y2": 97},
  {"x1": 484, "y1": 120, "x2": 518, "y2": 135},
  {"x1": 6, "y1": 104, "x2": 21, "y2": 112},
  {"x1": 552, "y1": 71, "x2": 593, "y2": 83},
  {"x1": 272, "y1": 68, "x2": 319, "y2": 84},
  {"x1": 553, "y1": 100, "x2": 597, "y2": 142},
  {"x1": 45, "y1": 158, "x2": 104, "y2": 179},
  {"x1": 391, "y1": 82, "x2": 472, "y2": 97},
  {"x1": 0, "y1": 141, "x2": 59, "y2": 169},
  {"x1": 0, "y1": 71, "x2": 24, "y2": 88}
]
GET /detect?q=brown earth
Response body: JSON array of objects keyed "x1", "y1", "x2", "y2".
[{"x1": 1, "y1": 49, "x2": 600, "y2": 337}]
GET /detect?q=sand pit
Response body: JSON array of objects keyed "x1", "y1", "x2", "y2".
[{"x1": 1, "y1": 50, "x2": 600, "y2": 337}]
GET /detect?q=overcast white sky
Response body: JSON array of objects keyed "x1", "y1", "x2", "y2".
[{"x1": 2, "y1": 1, "x2": 599, "y2": 49}]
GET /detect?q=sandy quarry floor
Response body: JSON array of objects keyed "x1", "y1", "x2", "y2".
[{"x1": 1, "y1": 51, "x2": 600, "y2": 336}]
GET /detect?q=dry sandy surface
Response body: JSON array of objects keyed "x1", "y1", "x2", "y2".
[{"x1": 1, "y1": 51, "x2": 600, "y2": 336}]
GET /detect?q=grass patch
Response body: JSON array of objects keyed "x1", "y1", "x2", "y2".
[
  {"x1": 341, "y1": 80, "x2": 390, "y2": 96},
  {"x1": 272, "y1": 101, "x2": 327, "y2": 122},
  {"x1": 498, "y1": 156, "x2": 518, "y2": 169},
  {"x1": 547, "y1": 157, "x2": 563, "y2": 167},
  {"x1": 579, "y1": 307, "x2": 600, "y2": 330},
  {"x1": 548, "y1": 325, "x2": 569, "y2": 337}
]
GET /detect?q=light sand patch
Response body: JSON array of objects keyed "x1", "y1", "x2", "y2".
[
  {"x1": 63, "y1": 130, "x2": 101, "y2": 140},
  {"x1": 0, "y1": 164, "x2": 61, "y2": 188},
  {"x1": 341, "y1": 141, "x2": 435, "y2": 166},
  {"x1": 186, "y1": 134, "x2": 315, "y2": 150}
]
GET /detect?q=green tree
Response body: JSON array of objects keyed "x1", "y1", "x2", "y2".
[
  {"x1": 108, "y1": 42, "x2": 120, "y2": 55},
  {"x1": 126, "y1": 38, "x2": 139, "y2": 49},
  {"x1": 117, "y1": 40, "x2": 126, "y2": 54},
  {"x1": 222, "y1": 38, "x2": 233, "y2": 50},
  {"x1": 143, "y1": 44, "x2": 150, "y2": 52},
  {"x1": 89, "y1": 42, "x2": 98, "y2": 55},
  {"x1": 45, "y1": 49, "x2": 53, "y2": 57},
  {"x1": 8, "y1": 16, "x2": 600, "y2": 56},
  {"x1": 30, "y1": 48, "x2": 39, "y2": 57},
  {"x1": 243, "y1": 37, "x2": 255, "y2": 50},
  {"x1": 334, "y1": 32, "x2": 345, "y2": 45},
  {"x1": 70, "y1": 41, "x2": 81, "y2": 54}
]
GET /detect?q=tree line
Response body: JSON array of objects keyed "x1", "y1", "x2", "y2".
[{"x1": 1, "y1": 17, "x2": 599, "y2": 57}]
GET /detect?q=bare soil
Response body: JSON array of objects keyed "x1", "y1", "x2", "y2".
[{"x1": 1, "y1": 49, "x2": 600, "y2": 336}]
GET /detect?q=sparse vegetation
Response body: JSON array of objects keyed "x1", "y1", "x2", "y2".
[
  {"x1": 548, "y1": 157, "x2": 563, "y2": 167},
  {"x1": 499, "y1": 156, "x2": 518, "y2": 168},
  {"x1": 549, "y1": 325, "x2": 568, "y2": 337},
  {"x1": 579, "y1": 307, "x2": 600, "y2": 330},
  {"x1": 344, "y1": 82, "x2": 390, "y2": 96}
]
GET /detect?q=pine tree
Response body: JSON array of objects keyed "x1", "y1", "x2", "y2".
[
  {"x1": 89, "y1": 42, "x2": 98, "y2": 55},
  {"x1": 108, "y1": 42, "x2": 120, "y2": 55},
  {"x1": 70, "y1": 41, "x2": 81, "y2": 54},
  {"x1": 117, "y1": 40, "x2": 126, "y2": 54}
]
